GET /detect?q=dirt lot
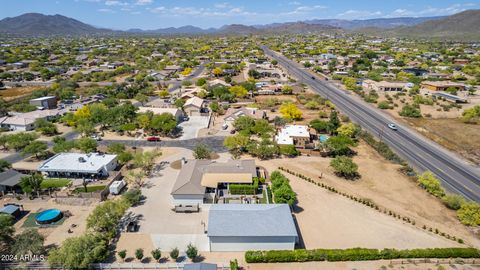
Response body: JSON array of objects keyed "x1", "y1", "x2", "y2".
[
  {"x1": 405, "y1": 118, "x2": 480, "y2": 165},
  {"x1": 257, "y1": 141, "x2": 480, "y2": 248},
  {"x1": 3, "y1": 197, "x2": 96, "y2": 247},
  {"x1": 0, "y1": 86, "x2": 47, "y2": 101}
]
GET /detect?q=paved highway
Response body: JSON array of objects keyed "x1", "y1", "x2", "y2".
[{"x1": 262, "y1": 46, "x2": 480, "y2": 202}]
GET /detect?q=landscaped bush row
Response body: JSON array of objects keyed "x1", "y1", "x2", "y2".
[
  {"x1": 230, "y1": 178, "x2": 259, "y2": 195},
  {"x1": 269, "y1": 171, "x2": 296, "y2": 206},
  {"x1": 357, "y1": 130, "x2": 403, "y2": 164},
  {"x1": 245, "y1": 248, "x2": 480, "y2": 263},
  {"x1": 277, "y1": 167, "x2": 464, "y2": 244},
  {"x1": 417, "y1": 171, "x2": 480, "y2": 226}
]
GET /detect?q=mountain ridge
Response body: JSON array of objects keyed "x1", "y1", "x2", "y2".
[{"x1": 0, "y1": 11, "x2": 478, "y2": 38}]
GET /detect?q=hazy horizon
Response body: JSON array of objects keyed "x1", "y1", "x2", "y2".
[{"x1": 0, "y1": 0, "x2": 478, "y2": 30}]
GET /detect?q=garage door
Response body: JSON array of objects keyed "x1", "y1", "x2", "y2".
[{"x1": 209, "y1": 236, "x2": 295, "y2": 251}]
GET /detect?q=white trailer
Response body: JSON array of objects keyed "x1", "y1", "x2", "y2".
[{"x1": 109, "y1": 180, "x2": 126, "y2": 195}]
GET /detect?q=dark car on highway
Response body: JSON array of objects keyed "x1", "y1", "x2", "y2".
[{"x1": 146, "y1": 136, "x2": 161, "y2": 141}]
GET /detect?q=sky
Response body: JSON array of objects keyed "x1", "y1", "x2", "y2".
[{"x1": 0, "y1": 0, "x2": 478, "y2": 30}]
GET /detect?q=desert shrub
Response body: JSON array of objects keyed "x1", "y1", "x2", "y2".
[
  {"x1": 417, "y1": 171, "x2": 445, "y2": 198},
  {"x1": 457, "y1": 202, "x2": 480, "y2": 226},
  {"x1": 358, "y1": 131, "x2": 402, "y2": 163},
  {"x1": 442, "y1": 194, "x2": 465, "y2": 210}
]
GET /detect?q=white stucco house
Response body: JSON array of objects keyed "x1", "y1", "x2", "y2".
[{"x1": 38, "y1": 153, "x2": 118, "y2": 178}]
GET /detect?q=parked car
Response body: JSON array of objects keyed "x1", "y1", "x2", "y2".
[
  {"x1": 230, "y1": 129, "x2": 236, "y2": 134},
  {"x1": 387, "y1": 123, "x2": 398, "y2": 130},
  {"x1": 91, "y1": 134, "x2": 102, "y2": 141},
  {"x1": 147, "y1": 136, "x2": 161, "y2": 141}
]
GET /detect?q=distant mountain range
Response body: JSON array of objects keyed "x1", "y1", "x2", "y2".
[
  {"x1": 0, "y1": 13, "x2": 115, "y2": 35},
  {"x1": 389, "y1": 10, "x2": 480, "y2": 40},
  {"x1": 0, "y1": 10, "x2": 479, "y2": 39}
]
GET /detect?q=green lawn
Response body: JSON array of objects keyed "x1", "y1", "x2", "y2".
[
  {"x1": 22, "y1": 212, "x2": 65, "y2": 228},
  {"x1": 73, "y1": 185, "x2": 106, "y2": 193},
  {"x1": 41, "y1": 178, "x2": 72, "y2": 189},
  {"x1": 260, "y1": 186, "x2": 273, "y2": 204}
]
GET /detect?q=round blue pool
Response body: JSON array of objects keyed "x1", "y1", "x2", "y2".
[{"x1": 36, "y1": 209, "x2": 63, "y2": 225}]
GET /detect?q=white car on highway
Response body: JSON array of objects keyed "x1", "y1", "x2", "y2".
[{"x1": 387, "y1": 123, "x2": 398, "y2": 130}]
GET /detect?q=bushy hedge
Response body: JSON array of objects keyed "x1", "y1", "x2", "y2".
[
  {"x1": 358, "y1": 131, "x2": 402, "y2": 163},
  {"x1": 245, "y1": 248, "x2": 480, "y2": 263},
  {"x1": 230, "y1": 178, "x2": 259, "y2": 195}
]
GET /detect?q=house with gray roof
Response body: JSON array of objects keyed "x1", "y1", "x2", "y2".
[
  {"x1": 207, "y1": 204, "x2": 298, "y2": 251},
  {"x1": 170, "y1": 159, "x2": 258, "y2": 207},
  {"x1": 0, "y1": 169, "x2": 28, "y2": 192}
]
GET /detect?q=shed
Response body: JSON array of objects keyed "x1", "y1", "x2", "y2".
[
  {"x1": 0, "y1": 204, "x2": 21, "y2": 219},
  {"x1": 207, "y1": 204, "x2": 298, "y2": 251}
]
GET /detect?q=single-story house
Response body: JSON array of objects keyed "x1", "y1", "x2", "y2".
[
  {"x1": 138, "y1": 107, "x2": 184, "y2": 122},
  {"x1": 275, "y1": 125, "x2": 312, "y2": 149},
  {"x1": 208, "y1": 79, "x2": 231, "y2": 89},
  {"x1": 421, "y1": 81, "x2": 466, "y2": 92},
  {"x1": 0, "y1": 169, "x2": 28, "y2": 192},
  {"x1": 0, "y1": 109, "x2": 62, "y2": 131},
  {"x1": 362, "y1": 79, "x2": 405, "y2": 92},
  {"x1": 223, "y1": 107, "x2": 267, "y2": 125},
  {"x1": 183, "y1": 97, "x2": 206, "y2": 116},
  {"x1": 207, "y1": 204, "x2": 298, "y2": 251},
  {"x1": 170, "y1": 159, "x2": 258, "y2": 206},
  {"x1": 38, "y1": 153, "x2": 118, "y2": 178}
]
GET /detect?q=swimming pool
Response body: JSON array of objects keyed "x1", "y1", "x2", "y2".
[
  {"x1": 36, "y1": 209, "x2": 63, "y2": 225},
  {"x1": 319, "y1": 134, "x2": 330, "y2": 143}
]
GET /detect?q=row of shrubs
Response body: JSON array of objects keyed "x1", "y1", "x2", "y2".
[
  {"x1": 417, "y1": 171, "x2": 480, "y2": 226},
  {"x1": 229, "y1": 177, "x2": 260, "y2": 195},
  {"x1": 245, "y1": 248, "x2": 480, "y2": 263},
  {"x1": 277, "y1": 167, "x2": 464, "y2": 244},
  {"x1": 270, "y1": 171, "x2": 297, "y2": 206},
  {"x1": 357, "y1": 130, "x2": 403, "y2": 164}
]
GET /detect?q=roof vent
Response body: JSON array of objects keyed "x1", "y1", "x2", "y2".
[{"x1": 78, "y1": 157, "x2": 86, "y2": 163}]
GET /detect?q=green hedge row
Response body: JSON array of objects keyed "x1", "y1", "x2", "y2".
[
  {"x1": 245, "y1": 248, "x2": 480, "y2": 263},
  {"x1": 229, "y1": 178, "x2": 259, "y2": 195},
  {"x1": 358, "y1": 130, "x2": 403, "y2": 164}
]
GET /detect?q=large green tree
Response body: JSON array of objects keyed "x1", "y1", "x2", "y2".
[
  {"x1": 11, "y1": 229, "x2": 44, "y2": 257},
  {"x1": 48, "y1": 233, "x2": 108, "y2": 270},
  {"x1": 330, "y1": 156, "x2": 359, "y2": 179}
]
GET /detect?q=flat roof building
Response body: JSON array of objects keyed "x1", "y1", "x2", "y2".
[
  {"x1": 363, "y1": 79, "x2": 405, "y2": 92},
  {"x1": 207, "y1": 204, "x2": 298, "y2": 251},
  {"x1": 38, "y1": 153, "x2": 117, "y2": 178},
  {"x1": 275, "y1": 124, "x2": 311, "y2": 148},
  {"x1": 421, "y1": 81, "x2": 466, "y2": 91}
]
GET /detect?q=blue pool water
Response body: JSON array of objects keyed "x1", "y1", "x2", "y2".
[
  {"x1": 36, "y1": 209, "x2": 63, "y2": 224},
  {"x1": 319, "y1": 134, "x2": 330, "y2": 143}
]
